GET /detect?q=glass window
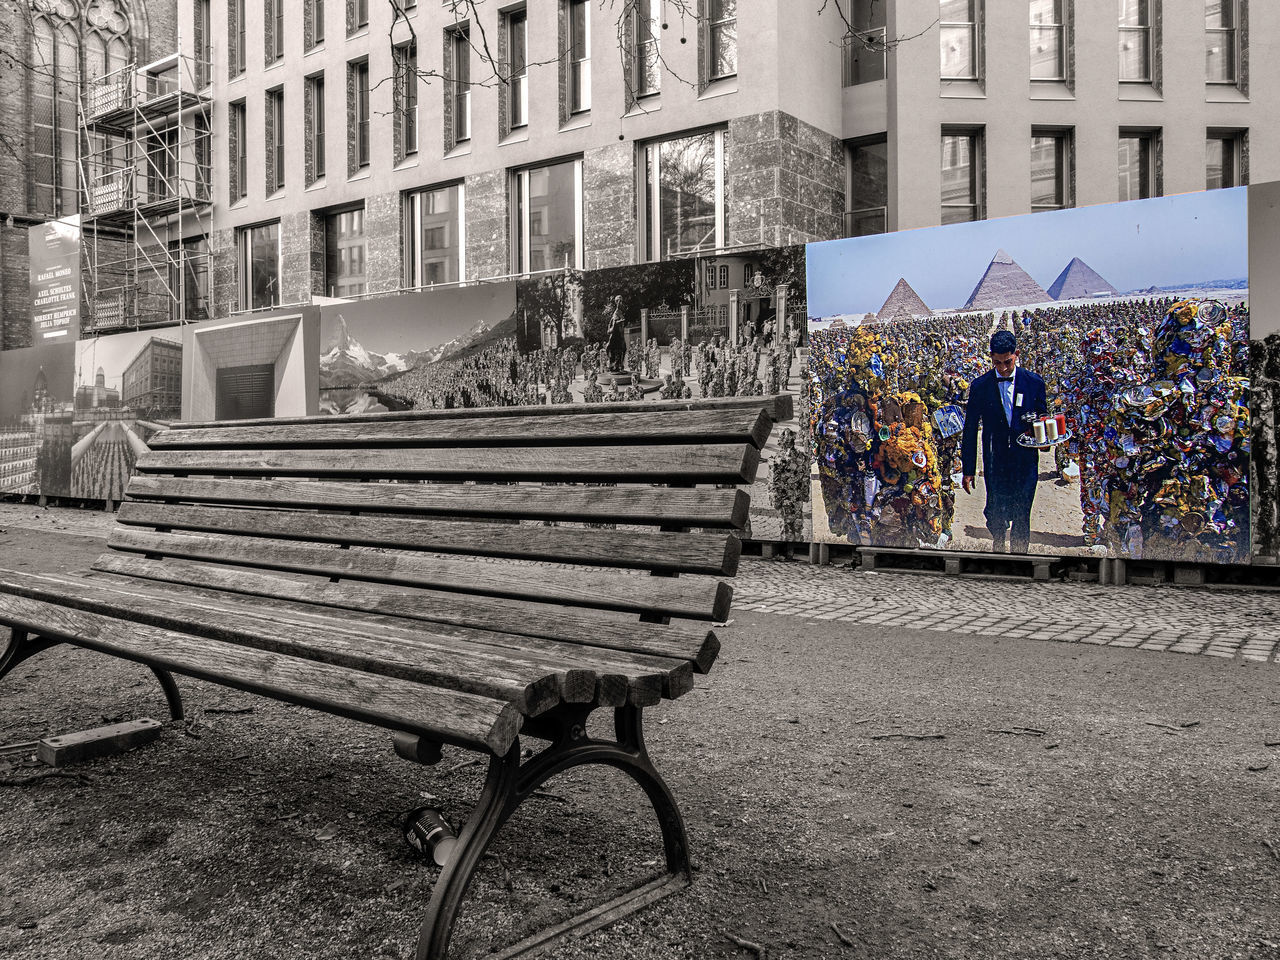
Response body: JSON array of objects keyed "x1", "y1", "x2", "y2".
[
  {"x1": 1119, "y1": 0, "x2": 1151, "y2": 82},
  {"x1": 568, "y1": 0, "x2": 590, "y2": 113},
  {"x1": 326, "y1": 208, "x2": 367, "y2": 298},
  {"x1": 232, "y1": 0, "x2": 246, "y2": 75},
  {"x1": 1206, "y1": 132, "x2": 1244, "y2": 189},
  {"x1": 843, "y1": 0, "x2": 887, "y2": 86},
  {"x1": 240, "y1": 222, "x2": 280, "y2": 310},
  {"x1": 633, "y1": 0, "x2": 661, "y2": 97},
  {"x1": 846, "y1": 135, "x2": 888, "y2": 236},
  {"x1": 940, "y1": 0, "x2": 977, "y2": 79},
  {"x1": 170, "y1": 236, "x2": 210, "y2": 322},
  {"x1": 708, "y1": 0, "x2": 737, "y2": 80},
  {"x1": 643, "y1": 129, "x2": 725, "y2": 260},
  {"x1": 513, "y1": 159, "x2": 582, "y2": 273},
  {"x1": 308, "y1": 75, "x2": 325, "y2": 181},
  {"x1": 352, "y1": 60, "x2": 370, "y2": 169},
  {"x1": 941, "y1": 130, "x2": 982, "y2": 224},
  {"x1": 1030, "y1": 0, "x2": 1065, "y2": 80},
  {"x1": 451, "y1": 26, "x2": 471, "y2": 143},
  {"x1": 405, "y1": 184, "x2": 465, "y2": 287},
  {"x1": 395, "y1": 41, "x2": 418, "y2": 157},
  {"x1": 1118, "y1": 132, "x2": 1154, "y2": 201},
  {"x1": 268, "y1": 88, "x2": 285, "y2": 192},
  {"x1": 1205, "y1": 1, "x2": 1236, "y2": 84},
  {"x1": 1031, "y1": 130, "x2": 1070, "y2": 211},
  {"x1": 508, "y1": 9, "x2": 528, "y2": 129},
  {"x1": 270, "y1": 0, "x2": 284, "y2": 60},
  {"x1": 307, "y1": 0, "x2": 324, "y2": 47},
  {"x1": 231, "y1": 100, "x2": 247, "y2": 201}
]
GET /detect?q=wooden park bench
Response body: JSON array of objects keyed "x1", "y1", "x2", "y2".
[{"x1": 0, "y1": 395, "x2": 791, "y2": 959}]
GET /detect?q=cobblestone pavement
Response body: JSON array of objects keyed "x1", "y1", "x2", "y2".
[{"x1": 732, "y1": 557, "x2": 1280, "y2": 665}]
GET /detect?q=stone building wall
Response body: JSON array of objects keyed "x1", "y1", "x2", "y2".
[
  {"x1": 726, "y1": 111, "x2": 844, "y2": 251},
  {"x1": 582, "y1": 140, "x2": 635, "y2": 271},
  {"x1": 465, "y1": 168, "x2": 509, "y2": 280}
]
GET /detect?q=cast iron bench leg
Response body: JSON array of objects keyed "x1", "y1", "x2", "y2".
[
  {"x1": 417, "y1": 705, "x2": 693, "y2": 960},
  {"x1": 0, "y1": 626, "x2": 184, "y2": 721}
]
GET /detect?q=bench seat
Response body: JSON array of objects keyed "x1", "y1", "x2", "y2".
[{"x1": 0, "y1": 396, "x2": 792, "y2": 960}]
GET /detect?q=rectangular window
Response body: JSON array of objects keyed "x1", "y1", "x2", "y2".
[
  {"x1": 642, "y1": 129, "x2": 725, "y2": 261},
  {"x1": 1119, "y1": 0, "x2": 1151, "y2": 82},
  {"x1": 842, "y1": 0, "x2": 887, "y2": 86},
  {"x1": 351, "y1": 59, "x2": 370, "y2": 170},
  {"x1": 269, "y1": 0, "x2": 284, "y2": 60},
  {"x1": 507, "y1": 9, "x2": 528, "y2": 129},
  {"x1": 632, "y1": 0, "x2": 661, "y2": 97},
  {"x1": 940, "y1": 0, "x2": 978, "y2": 79},
  {"x1": 568, "y1": 0, "x2": 591, "y2": 113},
  {"x1": 231, "y1": 0, "x2": 246, "y2": 76},
  {"x1": 231, "y1": 100, "x2": 247, "y2": 201},
  {"x1": 147, "y1": 126, "x2": 179, "y2": 203},
  {"x1": 941, "y1": 129, "x2": 983, "y2": 224},
  {"x1": 1205, "y1": 1, "x2": 1237, "y2": 84},
  {"x1": 239, "y1": 222, "x2": 281, "y2": 310},
  {"x1": 325, "y1": 207, "x2": 367, "y2": 297},
  {"x1": 405, "y1": 183, "x2": 465, "y2": 287},
  {"x1": 450, "y1": 26, "x2": 471, "y2": 143},
  {"x1": 1118, "y1": 130, "x2": 1158, "y2": 200},
  {"x1": 195, "y1": 0, "x2": 211, "y2": 86},
  {"x1": 513, "y1": 159, "x2": 583, "y2": 273},
  {"x1": 707, "y1": 0, "x2": 737, "y2": 81},
  {"x1": 1031, "y1": 129, "x2": 1071, "y2": 211},
  {"x1": 1206, "y1": 131, "x2": 1245, "y2": 189},
  {"x1": 268, "y1": 87, "x2": 285, "y2": 192},
  {"x1": 169, "y1": 236, "x2": 210, "y2": 322},
  {"x1": 395, "y1": 41, "x2": 418, "y2": 158},
  {"x1": 307, "y1": 0, "x2": 324, "y2": 47},
  {"x1": 1030, "y1": 0, "x2": 1065, "y2": 80},
  {"x1": 350, "y1": 0, "x2": 368, "y2": 34},
  {"x1": 307, "y1": 74, "x2": 326, "y2": 182},
  {"x1": 845, "y1": 134, "x2": 888, "y2": 237}
]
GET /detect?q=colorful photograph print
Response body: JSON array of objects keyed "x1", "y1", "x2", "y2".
[
  {"x1": 807, "y1": 188, "x2": 1251, "y2": 564},
  {"x1": 71, "y1": 329, "x2": 183, "y2": 501}
]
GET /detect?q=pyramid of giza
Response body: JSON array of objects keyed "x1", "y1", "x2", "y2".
[
  {"x1": 1047, "y1": 257, "x2": 1119, "y2": 300},
  {"x1": 962, "y1": 249, "x2": 1051, "y2": 310},
  {"x1": 876, "y1": 278, "x2": 933, "y2": 320}
]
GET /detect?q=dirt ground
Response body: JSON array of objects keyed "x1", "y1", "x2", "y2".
[{"x1": 1, "y1": 507, "x2": 1279, "y2": 960}]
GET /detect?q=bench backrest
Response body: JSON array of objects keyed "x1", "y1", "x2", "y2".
[{"x1": 95, "y1": 398, "x2": 791, "y2": 660}]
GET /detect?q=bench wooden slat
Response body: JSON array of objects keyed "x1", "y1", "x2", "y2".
[
  {"x1": 0, "y1": 592, "x2": 521, "y2": 754},
  {"x1": 0, "y1": 572, "x2": 571, "y2": 715},
  {"x1": 105, "y1": 529, "x2": 734, "y2": 622},
  {"x1": 167, "y1": 395, "x2": 795, "y2": 430},
  {"x1": 115, "y1": 501, "x2": 740, "y2": 577},
  {"x1": 134, "y1": 443, "x2": 761, "y2": 484},
  {"x1": 147, "y1": 408, "x2": 774, "y2": 450},
  {"x1": 4, "y1": 571, "x2": 690, "y2": 708},
  {"x1": 123, "y1": 476, "x2": 750, "y2": 530},
  {"x1": 91, "y1": 555, "x2": 721, "y2": 673},
  {"x1": 77, "y1": 571, "x2": 689, "y2": 705}
]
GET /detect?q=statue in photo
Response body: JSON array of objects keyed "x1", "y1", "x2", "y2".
[{"x1": 605, "y1": 296, "x2": 628, "y2": 373}]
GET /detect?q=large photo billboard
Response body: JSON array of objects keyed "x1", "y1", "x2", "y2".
[{"x1": 808, "y1": 188, "x2": 1251, "y2": 565}]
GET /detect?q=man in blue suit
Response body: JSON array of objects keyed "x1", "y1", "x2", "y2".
[{"x1": 961, "y1": 330, "x2": 1047, "y2": 554}]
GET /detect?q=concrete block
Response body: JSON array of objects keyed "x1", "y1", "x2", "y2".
[{"x1": 38, "y1": 718, "x2": 162, "y2": 768}]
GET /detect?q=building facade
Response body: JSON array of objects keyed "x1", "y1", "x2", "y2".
[
  {"x1": 844, "y1": 0, "x2": 1279, "y2": 234},
  {"x1": 1, "y1": 1, "x2": 1277, "y2": 341}
]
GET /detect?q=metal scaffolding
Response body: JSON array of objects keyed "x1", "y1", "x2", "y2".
[{"x1": 78, "y1": 51, "x2": 212, "y2": 333}]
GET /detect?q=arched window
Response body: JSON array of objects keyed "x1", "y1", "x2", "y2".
[{"x1": 27, "y1": 0, "x2": 134, "y2": 218}]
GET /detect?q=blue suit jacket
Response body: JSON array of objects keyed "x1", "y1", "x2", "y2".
[{"x1": 960, "y1": 366, "x2": 1047, "y2": 484}]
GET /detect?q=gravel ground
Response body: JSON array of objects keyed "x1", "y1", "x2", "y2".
[{"x1": 1, "y1": 507, "x2": 1279, "y2": 960}]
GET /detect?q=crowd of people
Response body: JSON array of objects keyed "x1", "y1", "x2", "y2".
[{"x1": 810, "y1": 297, "x2": 1254, "y2": 562}]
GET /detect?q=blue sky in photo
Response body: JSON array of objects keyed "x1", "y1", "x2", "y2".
[{"x1": 806, "y1": 188, "x2": 1249, "y2": 318}]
